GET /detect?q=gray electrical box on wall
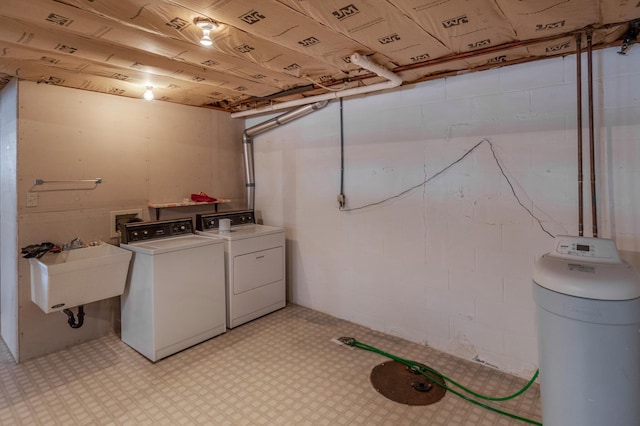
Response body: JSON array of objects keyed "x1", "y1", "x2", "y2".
[{"x1": 110, "y1": 209, "x2": 143, "y2": 238}]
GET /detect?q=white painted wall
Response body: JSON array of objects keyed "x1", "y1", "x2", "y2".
[
  {"x1": 0, "y1": 79, "x2": 19, "y2": 360},
  {"x1": 5, "y1": 81, "x2": 245, "y2": 361},
  {"x1": 249, "y1": 47, "x2": 640, "y2": 376}
]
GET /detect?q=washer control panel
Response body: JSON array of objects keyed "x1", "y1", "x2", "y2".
[
  {"x1": 196, "y1": 210, "x2": 255, "y2": 231},
  {"x1": 552, "y1": 235, "x2": 621, "y2": 263},
  {"x1": 122, "y1": 218, "x2": 193, "y2": 243}
]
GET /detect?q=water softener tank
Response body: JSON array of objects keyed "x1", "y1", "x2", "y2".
[{"x1": 533, "y1": 236, "x2": 640, "y2": 426}]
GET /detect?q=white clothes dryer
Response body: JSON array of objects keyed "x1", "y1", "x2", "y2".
[
  {"x1": 196, "y1": 210, "x2": 285, "y2": 328},
  {"x1": 120, "y1": 218, "x2": 226, "y2": 361}
]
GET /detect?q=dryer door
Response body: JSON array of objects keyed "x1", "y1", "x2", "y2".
[{"x1": 233, "y1": 246, "x2": 284, "y2": 294}]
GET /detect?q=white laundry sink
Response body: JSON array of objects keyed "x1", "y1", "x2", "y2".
[{"x1": 29, "y1": 242, "x2": 132, "y2": 313}]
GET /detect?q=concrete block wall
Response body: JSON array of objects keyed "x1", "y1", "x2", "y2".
[{"x1": 249, "y1": 47, "x2": 640, "y2": 376}]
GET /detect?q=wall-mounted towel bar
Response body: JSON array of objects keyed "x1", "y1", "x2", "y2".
[{"x1": 34, "y1": 178, "x2": 102, "y2": 185}]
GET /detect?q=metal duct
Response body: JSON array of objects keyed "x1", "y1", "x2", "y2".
[{"x1": 242, "y1": 101, "x2": 329, "y2": 209}]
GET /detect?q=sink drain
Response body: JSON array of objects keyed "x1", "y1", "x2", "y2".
[{"x1": 370, "y1": 360, "x2": 446, "y2": 405}]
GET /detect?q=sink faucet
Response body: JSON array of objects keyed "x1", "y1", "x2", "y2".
[{"x1": 67, "y1": 237, "x2": 84, "y2": 250}]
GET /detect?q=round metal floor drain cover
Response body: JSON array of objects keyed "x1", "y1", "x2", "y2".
[{"x1": 370, "y1": 361, "x2": 446, "y2": 406}]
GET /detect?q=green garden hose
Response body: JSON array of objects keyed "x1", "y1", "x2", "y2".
[{"x1": 338, "y1": 337, "x2": 542, "y2": 425}]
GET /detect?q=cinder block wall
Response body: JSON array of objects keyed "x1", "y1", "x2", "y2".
[{"x1": 249, "y1": 47, "x2": 640, "y2": 376}]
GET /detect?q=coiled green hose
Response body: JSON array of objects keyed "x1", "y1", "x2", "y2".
[{"x1": 339, "y1": 337, "x2": 542, "y2": 425}]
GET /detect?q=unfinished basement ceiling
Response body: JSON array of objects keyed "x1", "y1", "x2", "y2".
[{"x1": 0, "y1": 0, "x2": 638, "y2": 114}]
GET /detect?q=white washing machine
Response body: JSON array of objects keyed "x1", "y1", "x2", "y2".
[
  {"x1": 196, "y1": 210, "x2": 285, "y2": 328},
  {"x1": 120, "y1": 218, "x2": 226, "y2": 361}
]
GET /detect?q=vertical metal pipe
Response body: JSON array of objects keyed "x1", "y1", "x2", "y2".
[
  {"x1": 242, "y1": 101, "x2": 329, "y2": 210},
  {"x1": 576, "y1": 33, "x2": 584, "y2": 237},
  {"x1": 587, "y1": 31, "x2": 598, "y2": 237},
  {"x1": 242, "y1": 134, "x2": 255, "y2": 210}
]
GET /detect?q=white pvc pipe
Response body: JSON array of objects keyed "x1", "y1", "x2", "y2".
[{"x1": 230, "y1": 53, "x2": 402, "y2": 118}]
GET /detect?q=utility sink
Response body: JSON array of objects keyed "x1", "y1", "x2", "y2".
[{"x1": 29, "y1": 242, "x2": 132, "y2": 313}]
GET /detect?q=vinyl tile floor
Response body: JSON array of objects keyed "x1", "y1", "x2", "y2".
[{"x1": 0, "y1": 304, "x2": 541, "y2": 425}]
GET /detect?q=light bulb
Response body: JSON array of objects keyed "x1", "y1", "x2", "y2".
[
  {"x1": 200, "y1": 30, "x2": 213, "y2": 46},
  {"x1": 143, "y1": 87, "x2": 154, "y2": 101},
  {"x1": 194, "y1": 18, "x2": 217, "y2": 47}
]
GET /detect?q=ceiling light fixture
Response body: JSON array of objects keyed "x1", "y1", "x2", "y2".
[
  {"x1": 143, "y1": 86, "x2": 154, "y2": 101},
  {"x1": 194, "y1": 17, "x2": 218, "y2": 47}
]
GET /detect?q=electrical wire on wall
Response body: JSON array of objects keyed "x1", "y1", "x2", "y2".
[{"x1": 339, "y1": 138, "x2": 556, "y2": 239}]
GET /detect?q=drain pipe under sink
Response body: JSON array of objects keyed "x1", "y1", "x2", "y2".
[{"x1": 62, "y1": 305, "x2": 85, "y2": 329}]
